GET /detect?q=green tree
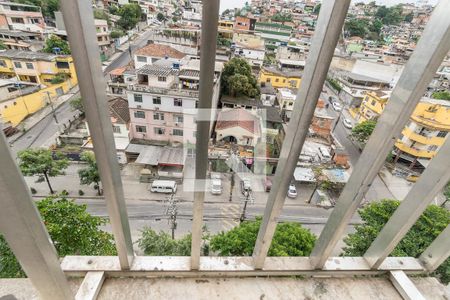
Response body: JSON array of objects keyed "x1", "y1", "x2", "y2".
[
  {"x1": 69, "y1": 97, "x2": 84, "y2": 112},
  {"x1": 110, "y1": 29, "x2": 125, "y2": 39},
  {"x1": 313, "y1": 3, "x2": 321, "y2": 15},
  {"x1": 271, "y1": 13, "x2": 292, "y2": 23},
  {"x1": 350, "y1": 120, "x2": 377, "y2": 145},
  {"x1": 432, "y1": 91, "x2": 450, "y2": 101},
  {"x1": 156, "y1": 12, "x2": 165, "y2": 22},
  {"x1": 375, "y1": 5, "x2": 404, "y2": 25},
  {"x1": 343, "y1": 200, "x2": 450, "y2": 284},
  {"x1": 94, "y1": 8, "x2": 110, "y2": 24},
  {"x1": 78, "y1": 151, "x2": 102, "y2": 195},
  {"x1": 0, "y1": 196, "x2": 116, "y2": 278},
  {"x1": 18, "y1": 148, "x2": 69, "y2": 194},
  {"x1": 0, "y1": 40, "x2": 6, "y2": 50},
  {"x1": 210, "y1": 217, "x2": 316, "y2": 256},
  {"x1": 404, "y1": 12, "x2": 414, "y2": 23},
  {"x1": 221, "y1": 57, "x2": 259, "y2": 98},
  {"x1": 138, "y1": 228, "x2": 193, "y2": 256},
  {"x1": 369, "y1": 18, "x2": 383, "y2": 35},
  {"x1": 117, "y1": 3, "x2": 142, "y2": 31},
  {"x1": 345, "y1": 19, "x2": 369, "y2": 38},
  {"x1": 42, "y1": 34, "x2": 71, "y2": 55}
]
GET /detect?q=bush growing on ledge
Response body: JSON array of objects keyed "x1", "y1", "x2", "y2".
[{"x1": 326, "y1": 77, "x2": 342, "y2": 93}]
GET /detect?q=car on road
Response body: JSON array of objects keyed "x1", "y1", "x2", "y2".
[
  {"x1": 287, "y1": 184, "x2": 297, "y2": 198},
  {"x1": 240, "y1": 178, "x2": 252, "y2": 195},
  {"x1": 343, "y1": 118, "x2": 353, "y2": 129},
  {"x1": 332, "y1": 101, "x2": 343, "y2": 111},
  {"x1": 328, "y1": 96, "x2": 338, "y2": 103},
  {"x1": 210, "y1": 173, "x2": 222, "y2": 195}
]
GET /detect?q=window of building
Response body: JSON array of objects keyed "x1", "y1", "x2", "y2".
[
  {"x1": 0, "y1": 60, "x2": 6, "y2": 67},
  {"x1": 137, "y1": 56, "x2": 147, "y2": 62},
  {"x1": 371, "y1": 100, "x2": 376, "y2": 106},
  {"x1": 11, "y1": 17, "x2": 24, "y2": 24},
  {"x1": 275, "y1": 78, "x2": 279, "y2": 83},
  {"x1": 282, "y1": 79, "x2": 286, "y2": 83},
  {"x1": 25, "y1": 62, "x2": 33, "y2": 69},
  {"x1": 136, "y1": 125, "x2": 146, "y2": 133},
  {"x1": 290, "y1": 80, "x2": 296, "y2": 87},
  {"x1": 437, "y1": 131, "x2": 448, "y2": 138},
  {"x1": 13, "y1": 62, "x2": 21, "y2": 68},
  {"x1": 174, "y1": 115, "x2": 183, "y2": 123},
  {"x1": 153, "y1": 112, "x2": 164, "y2": 120},
  {"x1": 55, "y1": 87, "x2": 63, "y2": 95},
  {"x1": 428, "y1": 145, "x2": 438, "y2": 152},
  {"x1": 195, "y1": 101, "x2": 198, "y2": 108},
  {"x1": 174, "y1": 98, "x2": 183, "y2": 107},
  {"x1": 158, "y1": 76, "x2": 167, "y2": 82},
  {"x1": 154, "y1": 127, "x2": 165, "y2": 135},
  {"x1": 134, "y1": 94, "x2": 143, "y2": 103},
  {"x1": 153, "y1": 96, "x2": 161, "y2": 104},
  {"x1": 112, "y1": 125, "x2": 121, "y2": 133},
  {"x1": 266, "y1": 78, "x2": 271, "y2": 83},
  {"x1": 134, "y1": 111, "x2": 145, "y2": 118},
  {"x1": 173, "y1": 129, "x2": 184, "y2": 136},
  {"x1": 30, "y1": 18, "x2": 40, "y2": 24}
]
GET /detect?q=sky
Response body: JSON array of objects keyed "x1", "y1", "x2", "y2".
[{"x1": 219, "y1": 0, "x2": 438, "y2": 13}]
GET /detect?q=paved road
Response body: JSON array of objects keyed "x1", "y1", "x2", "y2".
[
  {"x1": 322, "y1": 88, "x2": 395, "y2": 201},
  {"x1": 9, "y1": 99, "x2": 79, "y2": 157}
]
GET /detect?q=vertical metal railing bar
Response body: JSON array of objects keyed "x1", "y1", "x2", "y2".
[
  {"x1": 252, "y1": 0, "x2": 351, "y2": 269},
  {"x1": 364, "y1": 137, "x2": 450, "y2": 268},
  {"x1": 0, "y1": 133, "x2": 73, "y2": 300},
  {"x1": 190, "y1": 0, "x2": 220, "y2": 269},
  {"x1": 310, "y1": 0, "x2": 450, "y2": 269},
  {"x1": 60, "y1": 0, "x2": 134, "y2": 269},
  {"x1": 419, "y1": 225, "x2": 450, "y2": 272}
]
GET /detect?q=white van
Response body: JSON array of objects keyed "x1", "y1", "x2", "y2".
[
  {"x1": 210, "y1": 178, "x2": 222, "y2": 195},
  {"x1": 150, "y1": 180, "x2": 177, "y2": 194}
]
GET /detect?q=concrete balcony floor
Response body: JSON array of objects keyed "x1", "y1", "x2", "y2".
[{"x1": 1, "y1": 276, "x2": 448, "y2": 300}]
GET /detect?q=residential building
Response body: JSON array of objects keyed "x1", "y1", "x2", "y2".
[
  {"x1": 353, "y1": 91, "x2": 389, "y2": 123},
  {"x1": 134, "y1": 43, "x2": 186, "y2": 69},
  {"x1": 276, "y1": 44, "x2": 307, "y2": 70},
  {"x1": 127, "y1": 59, "x2": 223, "y2": 145},
  {"x1": 232, "y1": 32, "x2": 265, "y2": 67},
  {"x1": 83, "y1": 97, "x2": 131, "y2": 164},
  {"x1": 254, "y1": 22, "x2": 292, "y2": 51},
  {"x1": 234, "y1": 16, "x2": 256, "y2": 32},
  {"x1": 310, "y1": 99, "x2": 335, "y2": 140},
  {"x1": 215, "y1": 108, "x2": 261, "y2": 147},
  {"x1": 0, "y1": 2, "x2": 45, "y2": 34},
  {"x1": 95, "y1": 19, "x2": 111, "y2": 53},
  {"x1": 260, "y1": 83, "x2": 276, "y2": 106},
  {"x1": 107, "y1": 65, "x2": 135, "y2": 95},
  {"x1": 259, "y1": 66, "x2": 302, "y2": 89},
  {"x1": 277, "y1": 88, "x2": 297, "y2": 122},
  {"x1": 0, "y1": 29, "x2": 42, "y2": 51},
  {"x1": 0, "y1": 50, "x2": 78, "y2": 86},
  {"x1": 394, "y1": 99, "x2": 450, "y2": 169}
]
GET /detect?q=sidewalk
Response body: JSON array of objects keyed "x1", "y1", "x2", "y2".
[{"x1": 8, "y1": 85, "x2": 80, "y2": 143}]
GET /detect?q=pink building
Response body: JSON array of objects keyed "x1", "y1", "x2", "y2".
[
  {"x1": 127, "y1": 59, "x2": 223, "y2": 146},
  {"x1": 0, "y1": 2, "x2": 45, "y2": 33}
]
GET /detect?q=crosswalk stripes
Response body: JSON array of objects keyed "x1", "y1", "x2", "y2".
[{"x1": 221, "y1": 203, "x2": 241, "y2": 231}]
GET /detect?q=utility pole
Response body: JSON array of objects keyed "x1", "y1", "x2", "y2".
[
  {"x1": 165, "y1": 192, "x2": 178, "y2": 239},
  {"x1": 15, "y1": 82, "x2": 30, "y2": 115},
  {"x1": 240, "y1": 191, "x2": 252, "y2": 223},
  {"x1": 45, "y1": 91, "x2": 59, "y2": 124}
]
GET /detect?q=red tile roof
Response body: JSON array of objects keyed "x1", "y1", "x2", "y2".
[
  {"x1": 215, "y1": 109, "x2": 260, "y2": 135},
  {"x1": 134, "y1": 43, "x2": 185, "y2": 59}
]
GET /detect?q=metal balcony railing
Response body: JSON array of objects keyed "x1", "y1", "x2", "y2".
[{"x1": 0, "y1": 0, "x2": 450, "y2": 299}]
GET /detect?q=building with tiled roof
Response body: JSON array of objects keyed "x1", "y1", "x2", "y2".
[
  {"x1": 215, "y1": 109, "x2": 261, "y2": 147},
  {"x1": 134, "y1": 43, "x2": 186, "y2": 69}
]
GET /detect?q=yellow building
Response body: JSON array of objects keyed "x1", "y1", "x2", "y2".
[
  {"x1": 218, "y1": 20, "x2": 234, "y2": 39},
  {"x1": 0, "y1": 50, "x2": 77, "y2": 86},
  {"x1": 394, "y1": 99, "x2": 450, "y2": 168},
  {"x1": 1, "y1": 79, "x2": 76, "y2": 126},
  {"x1": 353, "y1": 91, "x2": 389, "y2": 123},
  {"x1": 258, "y1": 67, "x2": 301, "y2": 89}
]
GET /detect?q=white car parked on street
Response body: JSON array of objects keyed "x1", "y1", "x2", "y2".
[
  {"x1": 287, "y1": 184, "x2": 297, "y2": 198},
  {"x1": 332, "y1": 101, "x2": 343, "y2": 112},
  {"x1": 343, "y1": 118, "x2": 353, "y2": 129}
]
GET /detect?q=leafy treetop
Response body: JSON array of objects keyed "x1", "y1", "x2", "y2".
[
  {"x1": 0, "y1": 196, "x2": 116, "y2": 278},
  {"x1": 117, "y1": 3, "x2": 142, "y2": 31},
  {"x1": 343, "y1": 199, "x2": 450, "y2": 284},
  {"x1": 221, "y1": 57, "x2": 259, "y2": 98},
  {"x1": 42, "y1": 34, "x2": 71, "y2": 55},
  {"x1": 432, "y1": 91, "x2": 450, "y2": 101},
  {"x1": 350, "y1": 120, "x2": 377, "y2": 145},
  {"x1": 210, "y1": 217, "x2": 316, "y2": 256}
]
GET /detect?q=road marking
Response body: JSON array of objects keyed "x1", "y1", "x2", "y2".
[{"x1": 221, "y1": 204, "x2": 240, "y2": 231}]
